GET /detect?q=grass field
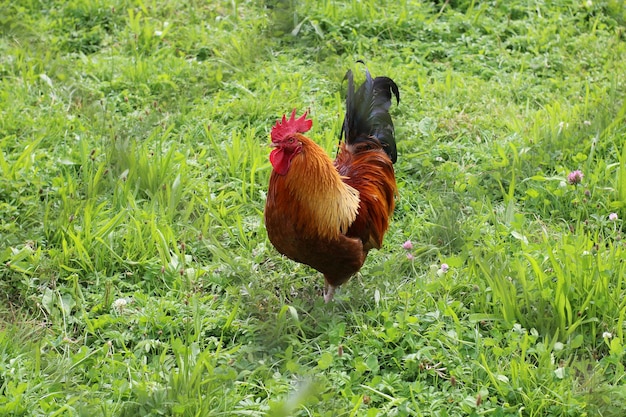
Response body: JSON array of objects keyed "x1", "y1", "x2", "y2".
[{"x1": 1, "y1": 0, "x2": 626, "y2": 415}]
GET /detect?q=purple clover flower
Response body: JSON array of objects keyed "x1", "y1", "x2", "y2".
[{"x1": 567, "y1": 170, "x2": 583, "y2": 185}]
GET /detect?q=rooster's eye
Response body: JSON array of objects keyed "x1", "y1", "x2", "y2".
[{"x1": 288, "y1": 138, "x2": 294, "y2": 144}]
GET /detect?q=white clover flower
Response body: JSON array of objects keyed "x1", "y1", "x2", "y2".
[{"x1": 113, "y1": 298, "x2": 128, "y2": 312}]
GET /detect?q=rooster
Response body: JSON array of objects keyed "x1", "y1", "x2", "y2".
[{"x1": 265, "y1": 67, "x2": 400, "y2": 302}]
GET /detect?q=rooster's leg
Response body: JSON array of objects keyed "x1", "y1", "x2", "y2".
[{"x1": 323, "y1": 280, "x2": 336, "y2": 303}]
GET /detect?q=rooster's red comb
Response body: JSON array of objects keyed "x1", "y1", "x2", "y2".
[{"x1": 271, "y1": 109, "x2": 312, "y2": 142}]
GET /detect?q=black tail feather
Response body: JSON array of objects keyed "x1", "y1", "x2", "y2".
[{"x1": 341, "y1": 66, "x2": 400, "y2": 163}]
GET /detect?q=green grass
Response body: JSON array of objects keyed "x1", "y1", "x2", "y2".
[{"x1": 1, "y1": 0, "x2": 626, "y2": 415}]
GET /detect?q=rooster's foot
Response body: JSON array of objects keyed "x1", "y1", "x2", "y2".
[{"x1": 323, "y1": 284, "x2": 336, "y2": 303}]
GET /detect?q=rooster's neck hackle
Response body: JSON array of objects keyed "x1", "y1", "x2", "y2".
[{"x1": 284, "y1": 135, "x2": 360, "y2": 240}]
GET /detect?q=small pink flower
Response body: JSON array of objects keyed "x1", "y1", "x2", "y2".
[
  {"x1": 402, "y1": 240, "x2": 413, "y2": 250},
  {"x1": 440, "y1": 263, "x2": 449, "y2": 273},
  {"x1": 609, "y1": 213, "x2": 618, "y2": 221},
  {"x1": 406, "y1": 253, "x2": 415, "y2": 261},
  {"x1": 567, "y1": 170, "x2": 584, "y2": 185}
]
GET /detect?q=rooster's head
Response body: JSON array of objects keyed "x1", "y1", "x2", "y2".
[{"x1": 269, "y1": 109, "x2": 312, "y2": 175}]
